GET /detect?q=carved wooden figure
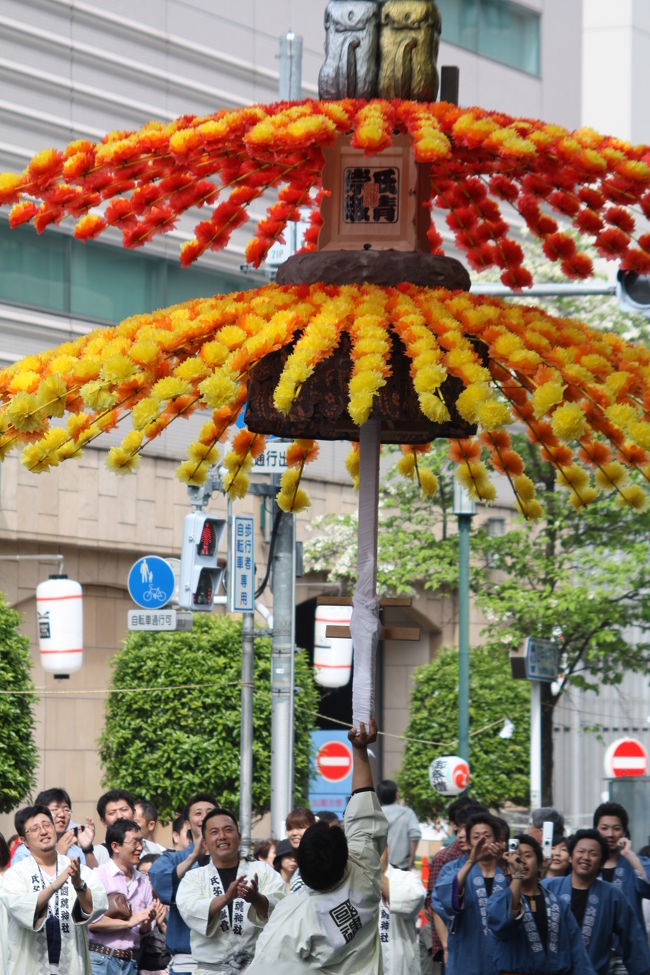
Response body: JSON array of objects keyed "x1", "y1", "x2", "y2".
[
  {"x1": 378, "y1": 0, "x2": 442, "y2": 101},
  {"x1": 318, "y1": 0, "x2": 380, "y2": 100}
]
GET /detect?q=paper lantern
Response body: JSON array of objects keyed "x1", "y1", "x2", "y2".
[
  {"x1": 313, "y1": 604, "x2": 353, "y2": 688},
  {"x1": 36, "y1": 576, "x2": 83, "y2": 677},
  {"x1": 429, "y1": 755, "x2": 470, "y2": 796}
]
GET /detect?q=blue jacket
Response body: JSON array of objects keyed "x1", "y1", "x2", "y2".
[
  {"x1": 433, "y1": 861, "x2": 508, "y2": 975},
  {"x1": 542, "y1": 875, "x2": 650, "y2": 975},
  {"x1": 149, "y1": 845, "x2": 201, "y2": 956},
  {"x1": 488, "y1": 884, "x2": 595, "y2": 974}
]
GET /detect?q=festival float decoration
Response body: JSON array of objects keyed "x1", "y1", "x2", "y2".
[{"x1": 0, "y1": 0, "x2": 650, "y2": 726}]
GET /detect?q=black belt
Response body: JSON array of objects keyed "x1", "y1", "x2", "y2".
[{"x1": 89, "y1": 942, "x2": 136, "y2": 960}]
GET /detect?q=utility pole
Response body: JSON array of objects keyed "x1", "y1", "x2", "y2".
[
  {"x1": 239, "y1": 606, "x2": 254, "y2": 855},
  {"x1": 269, "y1": 30, "x2": 303, "y2": 839},
  {"x1": 270, "y1": 500, "x2": 296, "y2": 838},
  {"x1": 453, "y1": 483, "x2": 475, "y2": 763}
]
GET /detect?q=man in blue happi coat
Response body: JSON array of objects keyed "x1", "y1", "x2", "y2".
[
  {"x1": 542, "y1": 829, "x2": 650, "y2": 975},
  {"x1": 593, "y1": 802, "x2": 650, "y2": 927},
  {"x1": 433, "y1": 811, "x2": 508, "y2": 975},
  {"x1": 488, "y1": 833, "x2": 594, "y2": 974}
]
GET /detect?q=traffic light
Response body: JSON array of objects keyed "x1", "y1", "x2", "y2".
[
  {"x1": 616, "y1": 269, "x2": 650, "y2": 318},
  {"x1": 178, "y1": 513, "x2": 225, "y2": 611}
]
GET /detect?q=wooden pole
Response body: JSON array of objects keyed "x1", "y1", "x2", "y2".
[{"x1": 350, "y1": 417, "x2": 381, "y2": 730}]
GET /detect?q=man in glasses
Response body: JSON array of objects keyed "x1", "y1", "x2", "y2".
[
  {"x1": 0, "y1": 804, "x2": 107, "y2": 975},
  {"x1": 88, "y1": 818, "x2": 157, "y2": 974},
  {"x1": 11, "y1": 787, "x2": 96, "y2": 867}
]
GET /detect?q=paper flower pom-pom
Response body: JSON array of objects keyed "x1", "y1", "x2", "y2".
[
  {"x1": 551, "y1": 403, "x2": 585, "y2": 441},
  {"x1": 618, "y1": 484, "x2": 647, "y2": 510},
  {"x1": 223, "y1": 469, "x2": 250, "y2": 499},
  {"x1": 397, "y1": 453, "x2": 416, "y2": 478},
  {"x1": 532, "y1": 381, "x2": 565, "y2": 419},
  {"x1": 417, "y1": 469, "x2": 438, "y2": 497},
  {"x1": 517, "y1": 499, "x2": 543, "y2": 520},
  {"x1": 106, "y1": 446, "x2": 140, "y2": 474},
  {"x1": 278, "y1": 487, "x2": 311, "y2": 513}
]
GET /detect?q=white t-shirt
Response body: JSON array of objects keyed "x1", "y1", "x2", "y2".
[{"x1": 249, "y1": 790, "x2": 389, "y2": 975}]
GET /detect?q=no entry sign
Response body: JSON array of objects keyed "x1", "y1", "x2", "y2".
[
  {"x1": 316, "y1": 740, "x2": 353, "y2": 782},
  {"x1": 604, "y1": 737, "x2": 649, "y2": 778},
  {"x1": 309, "y1": 730, "x2": 354, "y2": 815}
]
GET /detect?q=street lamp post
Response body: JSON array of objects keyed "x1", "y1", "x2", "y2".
[{"x1": 453, "y1": 482, "x2": 476, "y2": 763}]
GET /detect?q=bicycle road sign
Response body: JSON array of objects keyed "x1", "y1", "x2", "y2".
[{"x1": 128, "y1": 556, "x2": 175, "y2": 610}]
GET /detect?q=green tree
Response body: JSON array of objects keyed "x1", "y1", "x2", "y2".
[
  {"x1": 473, "y1": 449, "x2": 650, "y2": 802},
  {"x1": 99, "y1": 615, "x2": 319, "y2": 821},
  {"x1": 397, "y1": 644, "x2": 530, "y2": 819},
  {"x1": 0, "y1": 597, "x2": 38, "y2": 812}
]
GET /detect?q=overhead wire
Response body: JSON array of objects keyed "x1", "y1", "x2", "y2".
[{"x1": 0, "y1": 678, "x2": 515, "y2": 749}]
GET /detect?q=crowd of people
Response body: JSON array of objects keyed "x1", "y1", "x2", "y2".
[{"x1": 0, "y1": 742, "x2": 649, "y2": 975}]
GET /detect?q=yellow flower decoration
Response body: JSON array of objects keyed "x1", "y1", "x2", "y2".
[
  {"x1": 532, "y1": 380, "x2": 565, "y2": 419},
  {"x1": 106, "y1": 446, "x2": 140, "y2": 474},
  {"x1": 6, "y1": 392, "x2": 44, "y2": 433},
  {"x1": 551, "y1": 403, "x2": 585, "y2": 442}
]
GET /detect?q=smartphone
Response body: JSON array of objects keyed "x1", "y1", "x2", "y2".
[
  {"x1": 542, "y1": 821, "x2": 554, "y2": 860},
  {"x1": 508, "y1": 838, "x2": 519, "y2": 854},
  {"x1": 73, "y1": 826, "x2": 79, "y2": 839}
]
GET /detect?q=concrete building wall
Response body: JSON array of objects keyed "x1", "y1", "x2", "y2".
[{"x1": 582, "y1": 0, "x2": 650, "y2": 143}]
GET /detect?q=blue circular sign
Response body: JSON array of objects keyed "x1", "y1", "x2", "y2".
[{"x1": 128, "y1": 556, "x2": 175, "y2": 610}]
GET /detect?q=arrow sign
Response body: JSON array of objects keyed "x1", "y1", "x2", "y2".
[
  {"x1": 316, "y1": 740, "x2": 353, "y2": 783},
  {"x1": 128, "y1": 556, "x2": 175, "y2": 610},
  {"x1": 604, "y1": 737, "x2": 648, "y2": 778}
]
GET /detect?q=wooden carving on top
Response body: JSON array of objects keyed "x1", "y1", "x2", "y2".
[{"x1": 319, "y1": 0, "x2": 442, "y2": 101}]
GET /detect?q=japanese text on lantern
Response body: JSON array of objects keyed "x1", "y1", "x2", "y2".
[{"x1": 343, "y1": 167, "x2": 399, "y2": 224}]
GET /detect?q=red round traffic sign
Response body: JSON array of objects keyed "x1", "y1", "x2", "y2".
[
  {"x1": 316, "y1": 740, "x2": 353, "y2": 782},
  {"x1": 604, "y1": 737, "x2": 648, "y2": 778}
]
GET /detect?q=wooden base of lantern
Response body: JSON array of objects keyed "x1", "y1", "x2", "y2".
[
  {"x1": 276, "y1": 249, "x2": 471, "y2": 290},
  {"x1": 245, "y1": 331, "x2": 482, "y2": 443},
  {"x1": 247, "y1": 249, "x2": 480, "y2": 444}
]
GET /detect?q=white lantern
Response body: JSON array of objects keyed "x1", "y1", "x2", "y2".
[
  {"x1": 36, "y1": 576, "x2": 83, "y2": 677},
  {"x1": 429, "y1": 755, "x2": 470, "y2": 796},
  {"x1": 313, "y1": 604, "x2": 353, "y2": 688}
]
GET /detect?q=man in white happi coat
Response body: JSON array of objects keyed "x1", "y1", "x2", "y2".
[
  {"x1": 0, "y1": 804, "x2": 108, "y2": 975},
  {"x1": 379, "y1": 850, "x2": 424, "y2": 975},
  {"x1": 176, "y1": 807, "x2": 286, "y2": 974},
  {"x1": 247, "y1": 720, "x2": 388, "y2": 975}
]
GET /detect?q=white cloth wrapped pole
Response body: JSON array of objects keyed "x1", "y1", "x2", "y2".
[{"x1": 351, "y1": 417, "x2": 381, "y2": 730}]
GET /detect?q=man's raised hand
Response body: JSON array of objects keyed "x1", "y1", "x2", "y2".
[{"x1": 348, "y1": 718, "x2": 378, "y2": 748}]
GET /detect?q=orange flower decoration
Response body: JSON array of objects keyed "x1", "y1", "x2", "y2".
[{"x1": 2, "y1": 100, "x2": 650, "y2": 286}]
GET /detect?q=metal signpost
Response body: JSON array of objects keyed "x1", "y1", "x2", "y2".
[{"x1": 523, "y1": 637, "x2": 559, "y2": 808}]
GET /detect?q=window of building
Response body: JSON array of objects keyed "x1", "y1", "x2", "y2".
[
  {"x1": 0, "y1": 220, "x2": 248, "y2": 324},
  {"x1": 438, "y1": 0, "x2": 541, "y2": 76}
]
